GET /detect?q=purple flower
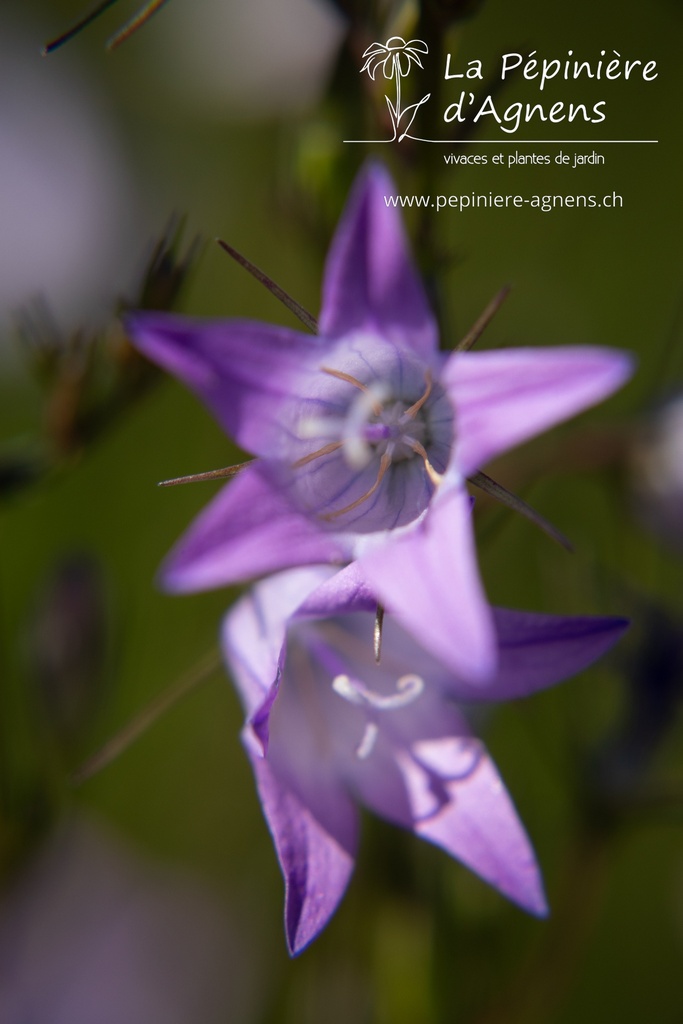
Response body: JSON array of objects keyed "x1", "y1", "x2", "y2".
[
  {"x1": 0, "y1": 816, "x2": 252, "y2": 1023},
  {"x1": 126, "y1": 163, "x2": 633, "y2": 683},
  {"x1": 223, "y1": 565, "x2": 628, "y2": 955}
]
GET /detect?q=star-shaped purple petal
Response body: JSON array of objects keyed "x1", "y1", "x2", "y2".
[{"x1": 223, "y1": 566, "x2": 628, "y2": 953}]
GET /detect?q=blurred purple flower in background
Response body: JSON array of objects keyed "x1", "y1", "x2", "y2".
[
  {"x1": 0, "y1": 816, "x2": 256, "y2": 1024},
  {"x1": 127, "y1": 163, "x2": 632, "y2": 684},
  {"x1": 223, "y1": 565, "x2": 628, "y2": 954}
]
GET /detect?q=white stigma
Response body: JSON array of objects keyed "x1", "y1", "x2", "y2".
[
  {"x1": 341, "y1": 382, "x2": 391, "y2": 468},
  {"x1": 332, "y1": 673, "x2": 425, "y2": 760},
  {"x1": 332, "y1": 672, "x2": 424, "y2": 710}
]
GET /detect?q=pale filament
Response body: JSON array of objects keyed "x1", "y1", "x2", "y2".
[
  {"x1": 408, "y1": 438, "x2": 444, "y2": 487},
  {"x1": 322, "y1": 448, "x2": 393, "y2": 520},
  {"x1": 292, "y1": 440, "x2": 344, "y2": 469},
  {"x1": 321, "y1": 366, "x2": 384, "y2": 416},
  {"x1": 401, "y1": 369, "x2": 433, "y2": 421}
]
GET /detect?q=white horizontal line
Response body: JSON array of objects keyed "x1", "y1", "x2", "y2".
[{"x1": 344, "y1": 139, "x2": 658, "y2": 144}]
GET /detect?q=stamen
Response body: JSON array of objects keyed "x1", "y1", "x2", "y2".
[
  {"x1": 322, "y1": 367, "x2": 384, "y2": 416},
  {"x1": 373, "y1": 604, "x2": 385, "y2": 664},
  {"x1": 332, "y1": 672, "x2": 425, "y2": 710},
  {"x1": 106, "y1": 0, "x2": 171, "y2": 50},
  {"x1": 321, "y1": 366, "x2": 371, "y2": 393},
  {"x1": 322, "y1": 449, "x2": 393, "y2": 520},
  {"x1": 401, "y1": 369, "x2": 433, "y2": 421},
  {"x1": 292, "y1": 441, "x2": 344, "y2": 469},
  {"x1": 217, "y1": 239, "x2": 318, "y2": 334},
  {"x1": 469, "y1": 469, "x2": 574, "y2": 552},
  {"x1": 43, "y1": 0, "x2": 120, "y2": 54},
  {"x1": 158, "y1": 462, "x2": 250, "y2": 487},
  {"x1": 407, "y1": 439, "x2": 444, "y2": 487},
  {"x1": 456, "y1": 285, "x2": 511, "y2": 353}
]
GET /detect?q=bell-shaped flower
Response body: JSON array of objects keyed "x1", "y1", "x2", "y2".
[
  {"x1": 127, "y1": 162, "x2": 633, "y2": 683},
  {"x1": 223, "y1": 565, "x2": 628, "y2": 955}
]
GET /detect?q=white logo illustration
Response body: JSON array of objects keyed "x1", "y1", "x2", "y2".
[{"x1": 359, "y1": 36, "x2": 431, "y2": 142}]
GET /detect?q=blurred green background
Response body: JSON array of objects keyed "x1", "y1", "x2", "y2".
[{"x1": 1, "y1": 1, "x2": 682, "y2": 1021}]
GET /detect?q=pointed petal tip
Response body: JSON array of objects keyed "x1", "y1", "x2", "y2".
[
  {"x1": 358, "y1": 158, "x2": 398, "y2": 195},
  {"x1": 460, "y1": 609, "x2": 631, "y2": 705},
  {"x1": 533, "y1": 895, "x2": 550, "y2": 919},
  {"x1": 156, "y1": 556, "x2": 209, "y2": 595},
  {"x1": 603, "y1": 615, "x2": 630, "y2": 639},
  {"x1": 319, "y1": 160, "x2": 438, "y2": 355},
  {"x1": 282, "y1": 844, "x2": 356, "y2": 957},
  {"x1": 517, "y1": 876, "x2": 549, "y2": 918},
  {"x1": 611, "y1": 346, "x2": 637, "y2": 376},
  {"x1": 448, "y1": 344, "x2": 637, "y2": 477},
  {"x1": 593, "y1": 346, "x2": 637, "y2": 400},
  {"x1": 284, "y1": 860, "x2": 342, "y2": 956},
  {"x1": 488, "y1": 849, "x2": 550, "y2": 920},
  {"x1": 286, "y1": 924, "x2": 318, "y2": 958},
  {"x1": 580, "y1": 344, "x2": 636, "y2": 398},
  {"x1": 156, "y1": 559, "x2": 187, "y2": 594},
  {"x1": 123, "y1": 308, "x2": 168, "y2": 345}
]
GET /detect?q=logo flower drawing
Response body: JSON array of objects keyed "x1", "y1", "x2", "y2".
[{"x1": 360, "y1": 36, "x2": 431, "y2": 141}]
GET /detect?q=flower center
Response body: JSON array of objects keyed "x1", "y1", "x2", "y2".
[{"x1": 290, "y1": 348, "x2": 454, "y2": 532}]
